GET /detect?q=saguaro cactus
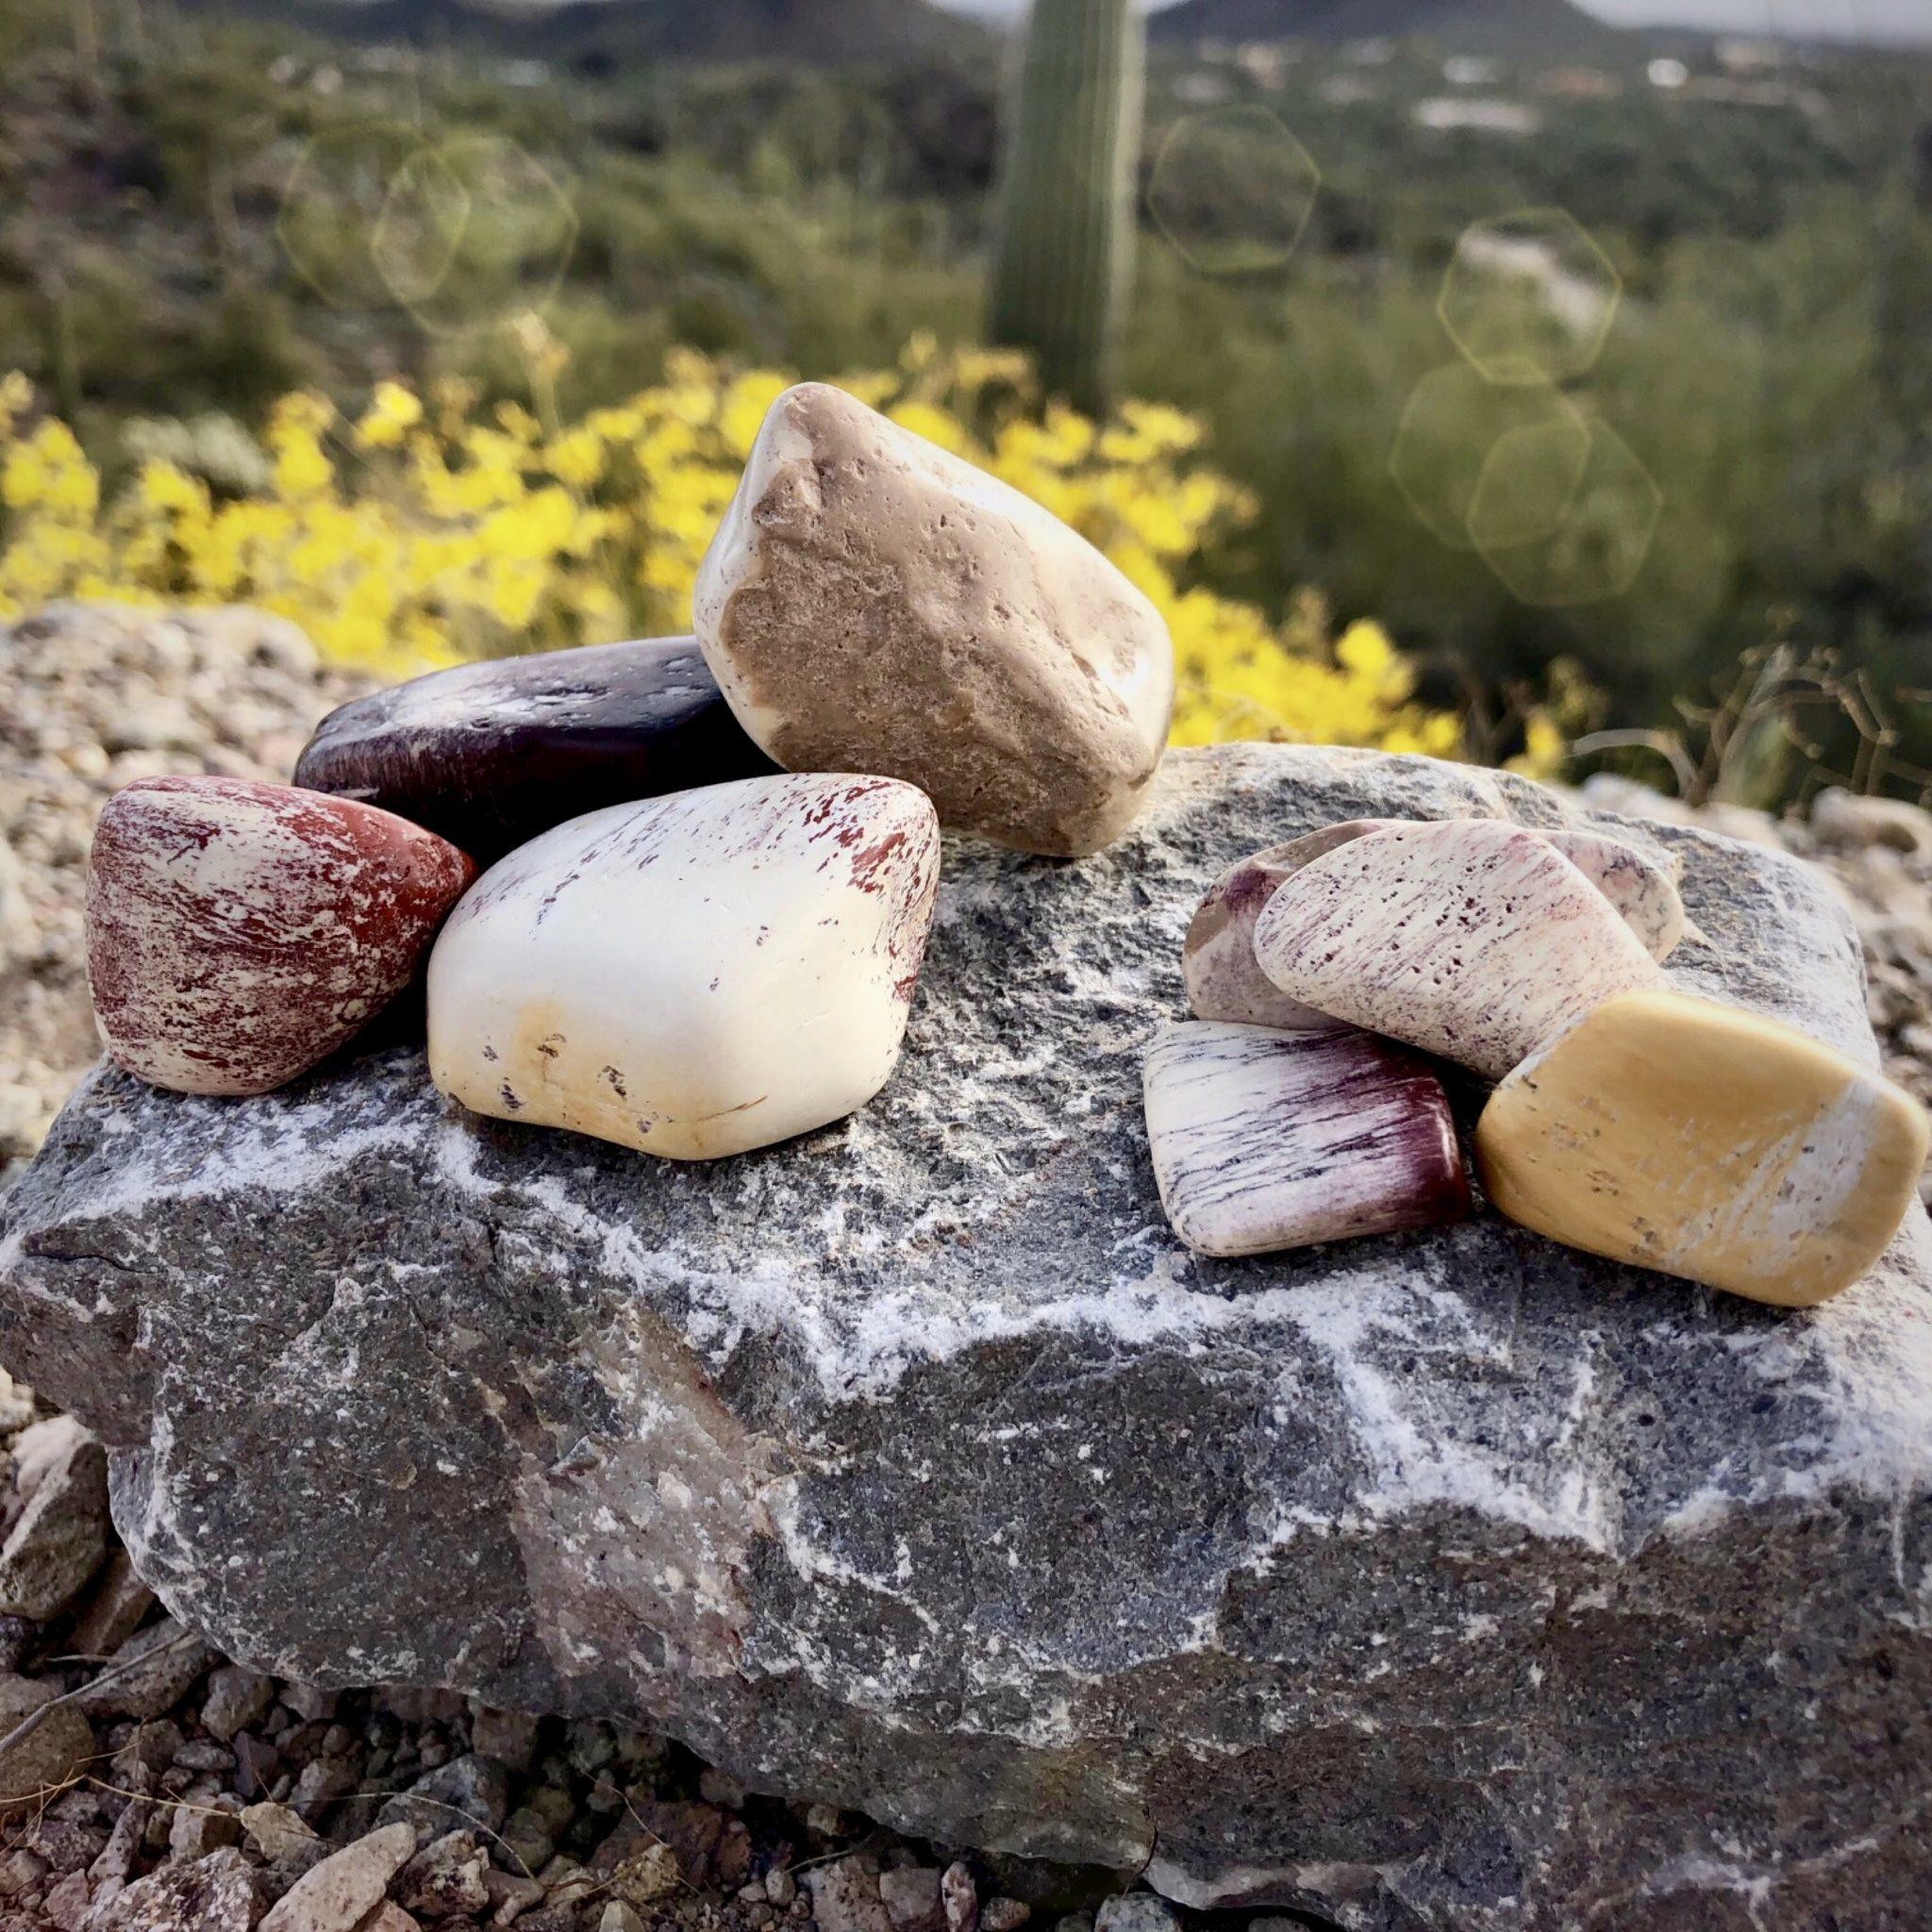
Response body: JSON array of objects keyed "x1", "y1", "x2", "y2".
[{"x1": 989, "y1": 0, "x2": 1143, "y2": 421}]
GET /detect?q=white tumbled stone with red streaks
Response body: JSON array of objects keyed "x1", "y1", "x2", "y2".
[
  {"x1": 86, "y1": 777, "x2": 475, "y2": 1097},
  {"x1": 1143, "y1": 1021, "x2": 1472, "y2": 1258},
  {"x1": 1252, "y1": 817, "x2": 1663, "y2": 1080},
  {"x1": 425, "y1": 773, "x2": 941, "y2": 1160},
  {"x1": 1186, "y1": 818, "x2": 1690, "y2": 1029}
]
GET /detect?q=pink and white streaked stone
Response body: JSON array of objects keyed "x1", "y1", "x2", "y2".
[
  {"x1": 1185, "y1": 818, "x2": 1690, "y2": 1030},
  {"x1": 1142, "y1": 1020, "x2": 1472, "y2": 1258},
  {"x1": 426, "y1": 773, "x2": 941, "y2": 1160},
  {"x1": 86, "y1": 776, "x2": 475, "y2": 1098},
  {"x1": 1251, "y1": 817, "x2": 1664, "y2": 1080}
]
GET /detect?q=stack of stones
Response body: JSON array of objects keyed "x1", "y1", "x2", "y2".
[
  {"x1": 75, "y1": 375, "x2": 1928, "y2": 1307},
  {"x1": 1147, "y1": 817, "x2": 1930, "y2": 1307},
  {"x1": 81, "y1": 384, "x2": 1174, "y2": 1160}
]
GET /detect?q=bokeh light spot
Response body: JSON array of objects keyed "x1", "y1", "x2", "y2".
[
  {"x1": 1438, "y1": 208, "x2": 1622, "y2": 387},
  {"x1": 377, "y1": 134, "x2": 577, "y2": 337},
  {"x1": 1476, "y1": 420, "x2": 1664, "y2": 608},
  {"x1": 276, "y1": 123, "x2": 425, "y2": 310},
  {"x1": 1148, "y1": 106, "x2": 1321, "y2": 277},
  {"x1": 1389, "y1": 362, "x2": 1589, "y2": 554}
]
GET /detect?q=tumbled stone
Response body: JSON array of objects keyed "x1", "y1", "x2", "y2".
[
  {"x1": 427, "y1": 774, "x2": 941, "y2": 1159},
  {"x1": 1543, "y1": 826, "x2": 1690, "y2": 960},
  {"x1": 1185, "y1": 818, "x2": 1686, "y2": 1031},
  {"x1": 1476, "y1": 989, "x2": 1931, "y2": 1307},
  {"x1": 292, "y1": 637, "x2": 774, "y2": 864},
  {"x1": 1143, "y1": 1022, "x2": 1470, "y2": 1257},
  {"x1": 1180, "y1": 833, "x2": 1356, "y2": 1030},
  {"x1": 1253, "y1": 817, "x2": 1661, "y2": 1078},
  {"x1": 86, "y1": 777, "x2": 474, "y2": 1097},
  {"x1": 693, "y1": 382, "x2": 1173, "y2": 858}
]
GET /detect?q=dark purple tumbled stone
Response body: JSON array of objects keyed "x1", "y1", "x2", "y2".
[{"x1": 292, "y1": 636, "x2": 778, "y2": 861}]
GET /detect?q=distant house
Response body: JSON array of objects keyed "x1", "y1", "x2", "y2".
[
  {"x1": 1538, "y1": 66, "x2": 1621, "y2": 100},
  {"x1": 1412, "y1": 96, "x2": 1541, "y2": 134}
]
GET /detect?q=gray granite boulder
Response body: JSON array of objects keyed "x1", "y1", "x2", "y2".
[{"x1": 3, "y1": 744, "x2": 1929, "y2": 1930}]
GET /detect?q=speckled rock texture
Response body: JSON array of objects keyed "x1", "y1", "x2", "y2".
[
  {"x1": 3, "y1": 744, "x2": 1929, "y2": 1932},
  {"x1": 693, "y1": 384, "x2": 1174, "y2": 859}
]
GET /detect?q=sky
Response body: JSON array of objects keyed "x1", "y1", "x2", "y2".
[{"x1": 936, "y1": 0, "x2": 1932, "y2": 43}]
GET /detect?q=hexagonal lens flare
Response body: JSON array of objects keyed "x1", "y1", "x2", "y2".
[
  {"x1": 1149, "y1": 106, "x2": 1321, "y2": 278},
  {"x1": 1438, "y1": 208, "x2": 1622, "y2": 387}
]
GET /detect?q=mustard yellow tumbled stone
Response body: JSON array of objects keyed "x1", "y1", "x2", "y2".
[{"x1": 1474, "y1": 990, "x2": 1929, "y2": 1307}]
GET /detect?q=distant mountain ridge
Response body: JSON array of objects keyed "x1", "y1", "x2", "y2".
[
  {"x1": 1148, "y1": 0, "x2": 1624, "y2": 56},
  {"x1": 186, "y1": 0, "x2": 991, "y2": 67}
]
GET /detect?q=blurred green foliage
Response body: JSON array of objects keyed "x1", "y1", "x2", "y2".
[{"x1": 0, "y1": 6, "x2": 1926, "y2": 799}]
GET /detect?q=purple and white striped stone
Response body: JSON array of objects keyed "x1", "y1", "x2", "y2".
[{"x1": 1142, "y1": 1020, "x2": 1471, "y2": 1258}]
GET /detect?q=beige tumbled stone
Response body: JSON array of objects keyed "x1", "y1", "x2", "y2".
[
  {"x1": 692, "y1": 382, "x2": 1174, "y2": 858},
  {"x1": 1475, "y1": 989, "x2": 1930, "y2": 1307}
]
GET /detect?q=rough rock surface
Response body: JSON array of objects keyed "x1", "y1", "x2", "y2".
[{"x1": 3, "y1": 744, "x2": 1930, "y2": 1932}]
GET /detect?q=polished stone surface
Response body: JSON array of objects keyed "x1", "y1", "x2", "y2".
[
  {"x1": 292, "y1": 637, "x2": 775, "y2": 863},
  {"x1": 1143, "y1": 1020, "x2": 1469, "y2": 1257},
  {"x1": 1254, "y1": 817, "x2": 1663, "y2": 1079},
  {"x1": 1478, "y1": 988, "x2": 1930, "y2": 1307},
  {"x1": 86, "y1": 776, "x2": 473, "y2": 1096},
  {"x1": 426, "y1": 774, "x2": 941, "y2": 1160}
]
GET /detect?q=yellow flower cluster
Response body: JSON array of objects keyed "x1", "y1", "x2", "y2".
[{"x1": 0, "y1": 341, "x2": 1465, "y2": 758}]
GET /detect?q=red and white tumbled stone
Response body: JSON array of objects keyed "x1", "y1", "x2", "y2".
[
  {"x1": 1143, "y1": 1020, "x2": 1472, "y2": 1258},
  {"x1": 425, "y1": 773, "x2": 942, "y2": 1160},
  {"x1": 87, "y1": 777, "x2": 475, "y2": 1097},
  {"x1": 1252, "y1": 817, "x2": 1663, "y2": 1080}
]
